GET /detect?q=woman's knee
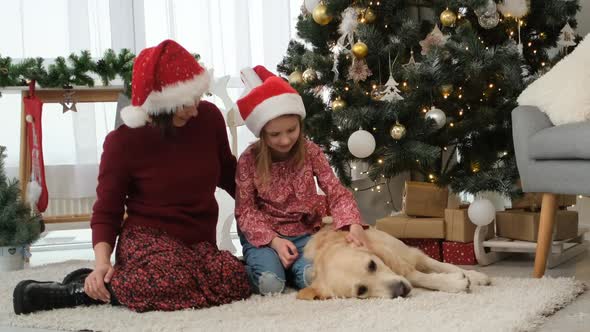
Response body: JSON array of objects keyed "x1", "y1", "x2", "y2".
[{"x1": 257, "y1": 271, "x2": 285, "y2": 295}]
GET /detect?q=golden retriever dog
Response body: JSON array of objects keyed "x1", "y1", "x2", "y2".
[{"x1": 297, "y1": 227, "x2": 491, "y2": 300}]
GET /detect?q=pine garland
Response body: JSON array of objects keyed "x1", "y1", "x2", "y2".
[{"x1": 0, "y1": 49, "x2": 200, "y2": 97}]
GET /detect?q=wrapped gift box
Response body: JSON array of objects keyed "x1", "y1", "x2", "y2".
[
  {"x1": 444, "y1": 208, "x2": 495, "y2": 243},
  {"x1": 376, "y1": 214, "x2": 445, "y2": 239},
  {"x1": 511, "y1": 181, "x2": 577, "y2": 210},
  {"x1": 401, "y1": 239, "x2": 442, "y2": 261},
  {"x1": 511, "y1": 193, "x2": 577, "y2": 210},
  {"x1": 402, "y1": 181, "x2": 448, "y2": 218},
  {"x1": 495, "y1": 210, "x2": 578, "y2": 242},
  {"x1": 442, "y1": 241, "x2": 476, "y2": 265}
]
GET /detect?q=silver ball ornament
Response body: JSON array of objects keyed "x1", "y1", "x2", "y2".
[{"x1": 425, "y1": 106, "x2": 447, "y2": 129}]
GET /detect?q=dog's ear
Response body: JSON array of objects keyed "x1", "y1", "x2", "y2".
[{"x1": 296, "y1": 286, "x2": 331, "y2": 301}]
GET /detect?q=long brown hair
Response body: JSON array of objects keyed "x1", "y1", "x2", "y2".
[
  {"x1": 254, "y1": 117, "x2": 306, "y2": 186},
  {"x1": 150, "y1": 112, "x2": 176, "y2": 138}
]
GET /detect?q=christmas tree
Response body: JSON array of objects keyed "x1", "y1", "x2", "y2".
[
  {"x1": 0, "y1": 146, "x2": 41, "y2": 247},
  {"x1": 278, "y1": 0, "x2": 580, "y2": 198}
]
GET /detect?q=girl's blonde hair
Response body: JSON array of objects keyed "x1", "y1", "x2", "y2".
[{"x1": 254, "y1": 116, "x2": 306, "y2": 186}]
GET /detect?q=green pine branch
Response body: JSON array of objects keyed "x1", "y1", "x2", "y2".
[{"x1": 0, "y1": 146, "x2": 41, "y2": 247}]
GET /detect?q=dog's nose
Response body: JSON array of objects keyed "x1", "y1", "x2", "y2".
[{"x1": 390, "y1": 281, "x2": 411, "y2": 298}]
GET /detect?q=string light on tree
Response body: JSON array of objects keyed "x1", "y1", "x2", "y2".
[
  {"x1": 440, "y1": 84, "x2": 453, "y2": 98},
  {"x1": 360, "y1": 7, "x2": 376, "y2": 24}
]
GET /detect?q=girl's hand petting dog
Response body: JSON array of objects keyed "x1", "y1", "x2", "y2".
[
  {"x1": 346, "y1": 224, "x2": 371, "y2": 249},
  {"x1": 270, "y1": 237, "x2": 299, "y2": 268}
]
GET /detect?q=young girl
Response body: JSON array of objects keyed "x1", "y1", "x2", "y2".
[{"x1": 235, "y1": 66, "x2": 369, "y2": 295}]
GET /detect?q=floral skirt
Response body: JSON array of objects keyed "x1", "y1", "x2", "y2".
[{"x1": 110, "y1": 224, "x2": 251, "y2": 312}]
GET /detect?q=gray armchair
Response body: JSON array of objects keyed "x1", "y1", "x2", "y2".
[{"x1": 512, "y1": 105, "x2": 590, "y2": 277}]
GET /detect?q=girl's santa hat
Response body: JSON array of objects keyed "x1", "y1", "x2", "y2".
[
  {"x1": 120, "y1": 39, "x2": 210, "y2": 128},
  {"x1": 237, "y1": 66, "x2": 305, "y2": 137}
]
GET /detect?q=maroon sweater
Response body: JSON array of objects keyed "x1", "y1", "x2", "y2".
[{"x1": 91, "y1": 101, "x2": 236, "y2": 248}]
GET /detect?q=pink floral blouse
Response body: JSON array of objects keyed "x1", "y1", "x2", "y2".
[{"x1": 235, "y1": 139, "x2": 363, "y2": 247}]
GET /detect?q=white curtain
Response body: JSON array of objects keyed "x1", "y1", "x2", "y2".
[{"x1": 0, "y1": 0, "x2": 302, "y2": 219}]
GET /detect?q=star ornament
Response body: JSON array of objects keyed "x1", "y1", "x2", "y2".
[{"x1": 60, "y1": 90, "x2": 78, "y2": 113}]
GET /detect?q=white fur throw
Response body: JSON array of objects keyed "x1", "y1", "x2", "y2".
[
  {"x1": 517, "y1": 33, "x2": 590, "y2": 126},
  {"x1": 1, "y1": 261, "x2": 586, "y2": 332}
]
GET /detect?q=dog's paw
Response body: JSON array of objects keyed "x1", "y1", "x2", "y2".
[
  {"x1": 464, "y1": 270, "x2": 491, "y2": 286},
  {"x1": 440, "y1": 272, "x2": 470, "y2": 293}
]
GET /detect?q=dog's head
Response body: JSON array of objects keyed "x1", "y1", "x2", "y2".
[{"x1": 297, "y1": 228, "x2": 411, "y2": 300}]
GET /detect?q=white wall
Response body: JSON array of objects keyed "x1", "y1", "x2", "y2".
[
  {"x1": 577, "y1": 0, "x2": 590, "y2": 35},
  {"x1": 576, "y1": 1, "x2": 590, "y2": 227}
]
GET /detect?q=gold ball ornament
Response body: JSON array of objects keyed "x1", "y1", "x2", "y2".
[
  {"x1": 312, "y1": 3, "x2": 333, "y2": 26},
  {"x1": 332, "y1": 98, "x2": 347, "y2": 111},
  {"x1": 440, "y1": 9, "x2": 457, "y2": 27},
  {"x1": 302, "y1": 68, "x2": 318, "y2": 83},
  {"x1": 390, "y1": 121, "x2": 406, "y2": 140},
  {"x1": 352, "y1": 41, "x2": 369, "y2": 59},
  {"x1": 361, "y1": 8, "x2": 376, "y2": 24},
  {"x1": 288, "y1": 70, "x2": 304, "y2": 85}
]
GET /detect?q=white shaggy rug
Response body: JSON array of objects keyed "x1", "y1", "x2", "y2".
[{"x1": 1, "y1": 261, "x2": 585, "y2": 332}]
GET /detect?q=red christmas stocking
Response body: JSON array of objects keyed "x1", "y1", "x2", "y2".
[{"x1": 23, "y1": 86, "x2": 48, "y2": 212}]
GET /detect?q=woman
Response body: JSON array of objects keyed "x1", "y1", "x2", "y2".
[{"x1": 13, "y1": 40, "x2": 251, "y2": 314}]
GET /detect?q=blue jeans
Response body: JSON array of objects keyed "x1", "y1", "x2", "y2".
[{"x1": 239, "y1": 233, "x2": 313, "y2": 295}]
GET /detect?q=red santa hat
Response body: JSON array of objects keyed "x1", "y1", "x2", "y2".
[
  {"x1": 237, "y1": 65, "x2": 306, "y2": 137},
  {"x1": 120, "y1": 39, "x2": 210, "y2": 128}
]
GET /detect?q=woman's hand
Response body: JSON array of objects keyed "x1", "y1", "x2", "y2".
[
  {"x1": 346, "y1": 224, "x2": 370, "y2": 248},
  {"x1": 84, "y1": 262, "x2": 114, "y2": 302},
  {"x1": 270, "y1": 237, "x2": 299, "y2": 268}
]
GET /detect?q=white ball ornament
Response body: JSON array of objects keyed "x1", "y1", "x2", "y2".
[
  {"x1": 425, "y1": 106, "x2": 447, "y2": 129},
  {"x1": 348, "y1": 129, "x2": 376, "y2": 158},
  {"x1": 468, "y1": 199, "x2": 496, "y2": 226}
]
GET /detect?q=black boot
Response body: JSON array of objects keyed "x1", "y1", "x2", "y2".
[
  {"x1": 62, "y1": 268, "x2": 93, "y2": 284},
  {"x1": 62, "y1": 268, "x2": 121, "y2": 306},
  {"x1": 13, "y1": 280, "x2": 104, "y2": 315}
]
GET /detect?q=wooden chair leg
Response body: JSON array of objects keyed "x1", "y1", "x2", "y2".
[{"x1": 533, "y1": 193, "x2": 557, "y2": 278}]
